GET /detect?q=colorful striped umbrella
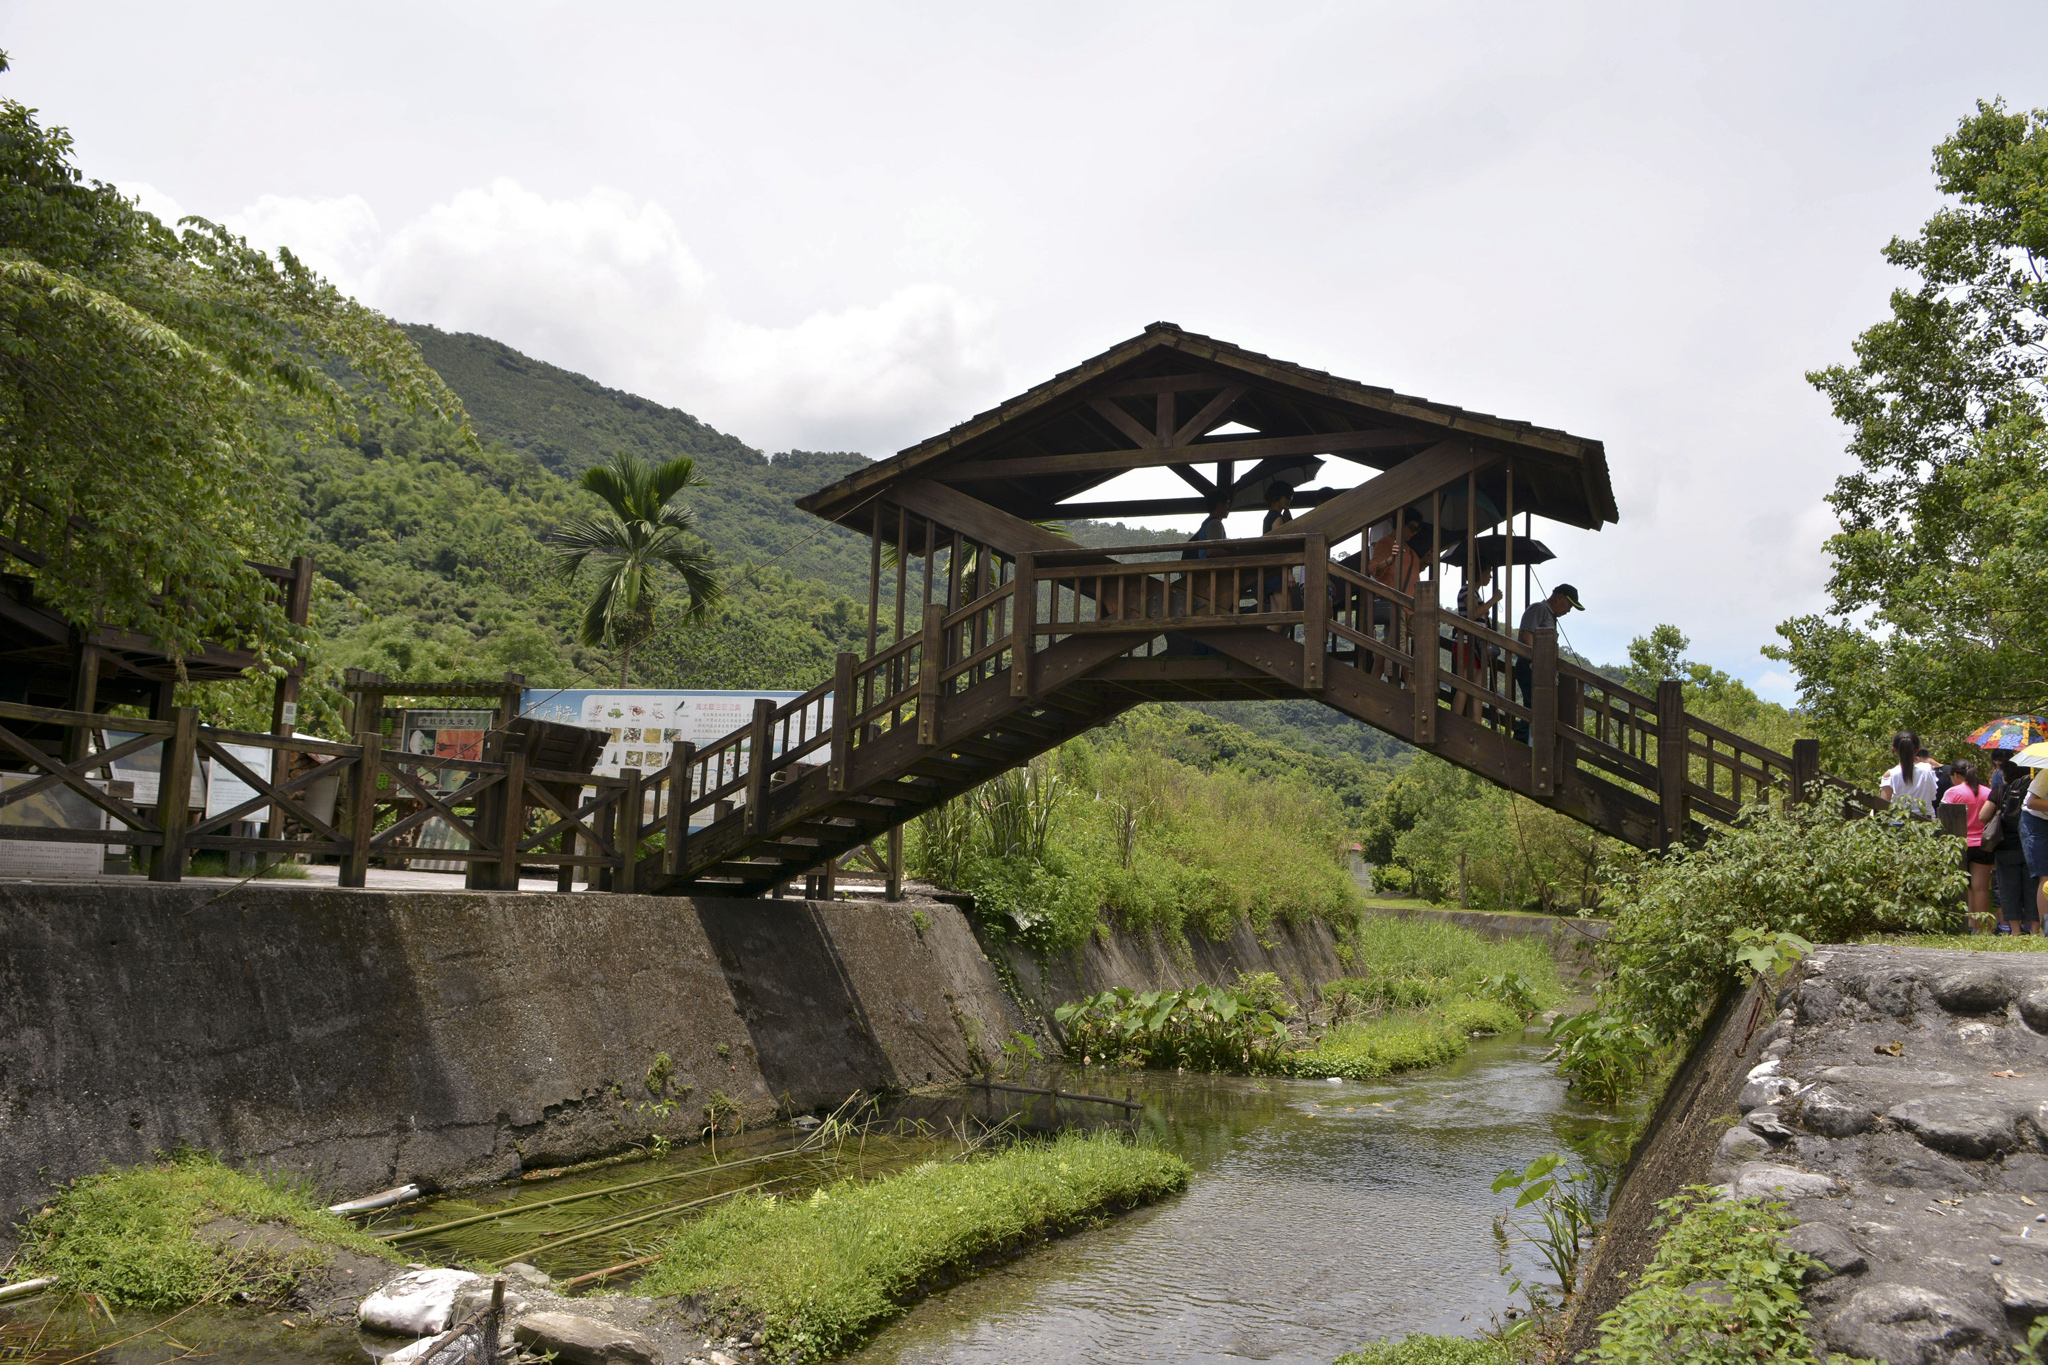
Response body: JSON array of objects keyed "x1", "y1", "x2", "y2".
[{"x1": 1968, "y1": 715, "x2": 2048, "y2": 751}]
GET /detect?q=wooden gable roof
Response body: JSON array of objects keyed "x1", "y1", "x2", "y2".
[{"x1": 796, "y1": 322, "x2": 1618, "y2": 541}]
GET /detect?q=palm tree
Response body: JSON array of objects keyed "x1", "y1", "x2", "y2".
[{"x1": 548, "y1": 453, "x2": 721, "y2": 686}]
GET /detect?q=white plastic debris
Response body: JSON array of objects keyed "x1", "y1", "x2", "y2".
[
  {"x1": 329, "y1": 1183, "x2": 422, "y2": 1215},
  {"x1": 360, "y1": 1268, "x2": 483, "y2": 1336},
  {"x1": 382, "y1": 1331, "x2": 477, "y2": 1365}
]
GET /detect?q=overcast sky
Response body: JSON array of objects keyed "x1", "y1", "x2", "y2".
[{"x1": 9, "y1": 3, "x2": 2044, "y2": 684}]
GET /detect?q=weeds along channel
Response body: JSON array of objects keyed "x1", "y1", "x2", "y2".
[{"x1": 1050, "y1": 915, "x2": 1570, "y2": 1083}]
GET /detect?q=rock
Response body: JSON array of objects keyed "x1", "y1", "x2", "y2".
[
  {"x1": 1956, "y1": 1021, "x2": 2000, "y2": 1044},
  {"x1": 1746, "y1": 1111, "x2": 1796, "y2": 1142},
  {"x1": 2020, "y1": 984, "x2": 2048, "y2": 1034},
  {"x1": 1797, "y1": 979, "x2": 1842, "y2": 1024},
  {"x1": 514, "y1": 1312, "x2": 664, "y2": 1365},
  {"x1": 1748, "y1": 1058, "x2": 1784, "y2": 1080},
  {"x1": 503, "y1": 1263, "x2": 553, "y2": 1289},
  {"x1": 1933, "y1": 968, "x2": 2017, "y2": 1015},
  {"x1": 1860, "y1": 970, "x2": 1924, "y2": 1018},
  {"x1": 1732, "y1": 1162, "x2": 1841, "y2": 1200},
  {"x1": 360, "y1": 1269, "x2": 483, "y2": 1337},
  {"x1": 1714, "y1": 1125, "x2": 1774, "y2": 1170},
  {"x1": 1821, "y1": 1282, "x2": 2000, "y2": 1363},
  {"x1": 1889, "y1": 1097, "x2": 2019, "y2": 1158},
  {"x1": 1739, "y1": 1075, "x2": 1799, "y2": 1111},
  {"x1": 1797, "y1": 1085, "x2": 1876, "y2": 1138},
  {"x1": 1994, "y1": 1270, "x2": 2048, "y2": 1318},
  {"x1": 708, "y1": 1354, "x2": 739, "y2": 1365},
  {"x1": 1782, "y1": 1221, "x2": 1867, "y2": 1280}
]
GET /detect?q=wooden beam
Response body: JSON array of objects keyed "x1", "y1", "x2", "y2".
[
  {"x1": 944, "y1": 429, "x2": 1425, "y2": 482},
  {"x1": 1288, "y1": 442, "x2": 1490, "y2": 542},
  {"x1": 887, "y1": 479, "x2": 1080, "y2": 557},
  {"x1": 1172, "y1": 385, "x2": 1247, "y2": 446},
  {"x1": 1099, "y1": 372, "x2": 1242, "y2": 397},
  {"x1": 1168, "y1": 464, "x2": 1217, "y2": 498},
  {"x1": 1088, "y1": 397, "x2": 1159, "y2": 450},
  {"x1": 1054, "y1": 486, "x2": 1351, "y2": 521}
]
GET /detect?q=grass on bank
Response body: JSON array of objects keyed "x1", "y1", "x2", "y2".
[
  {"x1": 1857, "y1": 931, "x2": 2048, "y2": 952},
  {"x1": 18, "y1": 1150, "x2": 390, "y2": 1308},
  {"x1": 638, "y1": 1132, "x2": 1190, "y2": 1362},
  {"x1": 1282, "y1": 999, "x2": 1526, "y2": 1081},
  {"x1": 1336, "y1": 1338, "x2": 1511, "y2": 1365}
]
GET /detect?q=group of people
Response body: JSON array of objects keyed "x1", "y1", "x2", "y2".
[
  {"x1": 1184, "y1": 489, "x2": 1582, "y2": 744},
  {"x1": 1879, "y1": 729, "x2": 2046, "y2": 934}
]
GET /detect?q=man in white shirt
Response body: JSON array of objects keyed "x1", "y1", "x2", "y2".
[{"x1": 1512, "y1": 584, "x2": 1582, "y2": 742}]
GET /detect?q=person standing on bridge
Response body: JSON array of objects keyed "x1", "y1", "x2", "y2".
[{"x1": 1513, "y1": 583, "x2": 1582, "y2": 742}]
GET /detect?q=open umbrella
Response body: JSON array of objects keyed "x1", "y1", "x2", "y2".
[
  {"x1": 2011, "y1": 741, "x2": 2048, "y2": 769},
  {"x1": 1439, "y1": 534, "x2": 1556, "y2": 571},
  {"x1": 1967, "y1": 715, "x2": 2048, "y2": 752}
]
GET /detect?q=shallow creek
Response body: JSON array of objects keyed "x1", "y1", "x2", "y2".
[{"x1": 1, "y1": 1027, "x2": 1633, "y2": 1365}]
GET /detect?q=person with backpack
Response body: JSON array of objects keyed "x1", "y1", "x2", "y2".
[
  {"x1": 1982, "y1": 754, "x2": 2039, "y2": 934},
  {"x1": 1943, "y1": 757, "x2": 1995, "y2": 931}
]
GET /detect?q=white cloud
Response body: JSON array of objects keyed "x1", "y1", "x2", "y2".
[
  {"x1": 1754, "y1": 668, "x2": 1799, "y2": 702},
  {"x1": 197, "y1": 178, "x2": 999, "y2": 458}
]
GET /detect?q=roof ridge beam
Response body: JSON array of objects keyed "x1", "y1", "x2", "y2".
[{"x1": 1288, "y1": 441, "x2": 1490, "y2": 542}]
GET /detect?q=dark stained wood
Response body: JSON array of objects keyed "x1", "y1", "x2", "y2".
[
  {"x1": 1656, "y1": 679, "x2": 1687, "y2": 849},
  {"x1": 918, "y1": 603, "x2": 946, "y2": 744},
  {"x1": 888, "y1": 480, "x2": 1079, "y2": 557},
  {"x1": 1302, "y1": 532, "x2": 1327, "y2": 692},
  {"x1": 1100, "y1": 372, "x2": 1241, "y2": 396},
  {"x1": 1531, "y1": 626, "x2": 1558, "y2": 795},
  {"x1": 1088, "y1": 397, "x2": 1160, "y2": 449},
  {"x1": 943, "y1": 429, "x2": 1425, "y2": 483},
  {"x1": 1011, "y1": 554, "x2": 1035, "y2": 699},
  {"x1": 1172, "y1": 385, "x2": 1248, "y2": 445},
  {"x1": 1287, "y1": 441, "x2": 1490, "y2": 541},
  {"x1": 745, "y1": 698, "x2": 774, "y2": 834}
]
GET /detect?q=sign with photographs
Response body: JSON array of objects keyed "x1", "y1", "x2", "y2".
[
  {"x1": 397, "y1": 710, "x2": 493, "y2": 793},
  {"x1": 518, "y1": 689, "x2": 827, "y2": 779},
  {"x1": 0, "y1": 771, "x2": 107, "y2": 878}
]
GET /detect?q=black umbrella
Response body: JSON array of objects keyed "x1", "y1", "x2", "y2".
[{"x1": 1438, "y1": 534, "x2": 1554, "y2": 571}]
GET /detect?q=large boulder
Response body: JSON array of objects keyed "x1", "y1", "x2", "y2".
[
  {"x1": 360, "y1": 1269, "x2": 484, "y2": 1337},
  {"x1": 513, "y1": 1312, "x2": 664, "y2": 1365}
]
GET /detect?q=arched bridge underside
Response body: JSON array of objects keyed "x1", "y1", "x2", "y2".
[{"x1": 628, "y1": 325, "x2": 1855, "y2": 897}]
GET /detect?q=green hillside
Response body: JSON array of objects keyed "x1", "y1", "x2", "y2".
[{"x1": 248, "y1": 326, "x2": 1410, "y2": 776}]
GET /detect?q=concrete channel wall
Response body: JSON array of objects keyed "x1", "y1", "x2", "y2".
[{"x1": 0, "y1": 881, "x2": 1024, "y2": 1243}]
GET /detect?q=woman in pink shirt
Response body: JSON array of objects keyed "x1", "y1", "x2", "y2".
[{"x1": 1943, "y1": 757, "x2": 1995, "y2": 930}]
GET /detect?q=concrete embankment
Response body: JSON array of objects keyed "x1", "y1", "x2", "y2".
[
  {"x1": 1565, "y1": 945, "x2": 2048, "y2": 1363},
  {"x1": 0, "y1": 882, "x2": 1023, "y2": 1244},
  {"x1": 991, "y1": 900, "x2": 1606, "y2": 1009}
]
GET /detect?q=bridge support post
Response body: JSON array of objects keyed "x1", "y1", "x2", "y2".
[
  {"x1": 666, "y1": 741, "x2": 692, "y2": 875},
  {"x1": 886, "y1": 824, "x2": 903, "y2": 901},
  {"x1": 918, "y1": 603, "x2": 945, "y2": 745},
  {"x1": 1656, "y1": 679, "x2": 1688, "y2": 849},
  {"x1": 1790, "y1": 737, "x2": 1819, "y2": 807},
  {"x1": 745, "y1": 698, "x2": 774, "y2": 834},
  {"x1": 1010, "y1": 553, "x2": 1035, "y2": 699},
  {"x1": 1302, "y1": 534, "x2": 1327, "y2": 691},
  {"x1": 615, "y1": 766, "x2": 641, "y2": 894},
  {"x1": 1531, "y1": 627, "x2": 1558, "y2": 795},
  {"x1": 1412, "y1": 574, "x2": 1438, "y2": 744},
  {"x1": 830, "y1": 652, "x2": 853, "y2": 790},
  {"x1": 338, "y1": 727, "x2": 380, "y2": 889}
]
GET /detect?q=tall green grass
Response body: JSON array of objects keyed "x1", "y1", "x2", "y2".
[
  {"x1": 638, "y1": 1132, "x2": 1190, "y2": 1361},
  {"x1": 1337, "y1": 1337, "x2": 1511, "y2": 1365},
  {"x1": 20, "y1": 1150, "x2": 391, "y2": 1308}
]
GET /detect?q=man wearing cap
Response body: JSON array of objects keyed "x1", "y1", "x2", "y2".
[{"x1": 1513, "y1": 584, "x2": 1582, "y2": 742}]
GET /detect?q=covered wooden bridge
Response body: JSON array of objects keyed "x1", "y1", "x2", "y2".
[{"x1": 647, "y1": 323, "x2": 1848, "y2": 896}]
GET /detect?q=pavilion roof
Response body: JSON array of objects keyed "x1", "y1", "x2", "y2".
[{"x1": 796, "y1": 322, "x2": 1618, "y2": 541}]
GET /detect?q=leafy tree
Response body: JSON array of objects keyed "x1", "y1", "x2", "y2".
[
  {"x1": 1772, "y1": 99, "x2": 2048, "y2": 771},
  {"x1": 1624, "y1": 624, "x2": 1809, "y2": 755},
  {"x1": 547, "y1": 452, "x2": 720, "y2": 685},
  {"x1": 0, "y1": 52, "x2": 462, "y2": 666}
]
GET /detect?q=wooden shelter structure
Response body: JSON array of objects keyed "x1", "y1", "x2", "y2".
[{"x1": 629, "y1": 323, "x2": 1854, "y2": 896}]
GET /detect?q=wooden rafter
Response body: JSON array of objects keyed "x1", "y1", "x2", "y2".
[{"x1": 943, "y1": 428, "x2": 1425, "y2": 482}]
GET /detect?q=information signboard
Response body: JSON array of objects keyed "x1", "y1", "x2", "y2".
[
  {"x1": 0, "y1": 772, "x2": 107, "y2": 878},
  {"x1": 397, "y1": 710, "x2": 493, "y2": 792},
  {"x1": 518, "y1": 689, "x2": 828, "y2": 779}
]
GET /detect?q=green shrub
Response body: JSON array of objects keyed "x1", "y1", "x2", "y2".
[
  {"x1": 1336, "y1": 1336, "x2": 1511, "y2": 1365},
  {"x1": 1597, "y1": 801, "x2": 1961, "y2": 1045},
  {"x1": 1281, "y1": 1009, "x2": 1482, "y2": 1080},
  {"x1": 639, "y1": 1132, "x2": 1190, "y2": 1361},
  {"x1": 1591, "y1": 1188, "x2": 1876, "y2": 1365},
  {"x1": 20, "y1": 1150, "x2": 391, "y2": 1308},
  {"x1": 1054, "y1": 985, "x2": 1293, "y2": 1072}
]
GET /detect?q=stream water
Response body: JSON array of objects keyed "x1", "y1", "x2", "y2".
[{"x1": 0, "y1": 1027, "x2": 1635, "y2": 1365}]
